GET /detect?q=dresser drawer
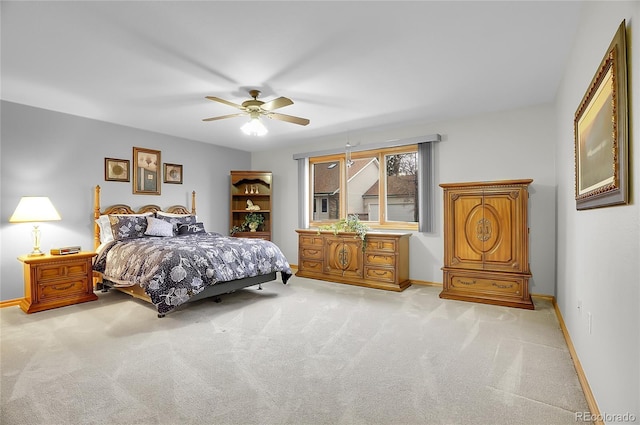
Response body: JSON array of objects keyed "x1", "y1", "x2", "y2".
[
  {"x1": 299, "y1": 235, "x2": 323, "y2": 247},
  {"x1": 365, "y1": 237, "x2": 397, "y2": 253},
  {"x1": 364, "y1": 253, "x2": 395, "y2": 267},
  {"x1": 299, "y1": 259, "x2": 323, "y2": 273},
  {"x1": 364, "y1": 266, "x2": 395, "y2": 283},
  {"x1": 36, "y1": 261, "x2": 89, "y2": 282},
  {"x1": 38, "y1": 278, "x2": 89, "y2": 300},
  {"x1": 444, "y1": 271, "x2": 527, "y2": 298},
  {"x1": 300, "y1": 247, "x2": 323, "y2": 260}
]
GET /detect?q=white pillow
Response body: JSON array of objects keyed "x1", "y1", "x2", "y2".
[
  {"x1": 145, "y1": 216, "x2": 175, "y2": 237},
  {"x1": 95, "y1": 215, "x2": 114, "y2": 243},
  {"x1": 95, "y1": 212, "x2": 153, "y2": 243}
]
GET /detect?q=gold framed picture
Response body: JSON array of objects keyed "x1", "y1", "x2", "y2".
[
  {"x1": 104, "y1": 158, "x2": 130, "y2": 182},
  {"x1": 574, "y1": 20, "x2": 628, "y2": 210},
  {"x1": 164, "y1": 163, "x2": 183, "y2": 184},
  {"x1": 133, "y1": 147, "x2": 161, "y2": 195}
]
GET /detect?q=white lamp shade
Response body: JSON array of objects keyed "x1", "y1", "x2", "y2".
[
  {"x1": 241, "y1": 116, "x2": 268, "y2": 136},
  {"x1": 9, "y1": 197, "x2": 62, "y2": 223}
]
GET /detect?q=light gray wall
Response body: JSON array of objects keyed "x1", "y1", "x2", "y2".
[
  {"x1": 555, "y1": 1, "x2": 639, "y2": 419},
  {"x1": 252, "y1": 103, "x2": 557, "y2": 296},
  {"x1": 0, "y1": 101, "x2": 251, "y2": 300}
]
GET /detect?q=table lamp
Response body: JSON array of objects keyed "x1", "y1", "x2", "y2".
[{"x1": 9, "y1": 196, "x2": 62, "y2": 256}]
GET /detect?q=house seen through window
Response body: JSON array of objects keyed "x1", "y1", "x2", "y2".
[{"x1": 310, "y1": 145, "x2": 419, "y2": 229}]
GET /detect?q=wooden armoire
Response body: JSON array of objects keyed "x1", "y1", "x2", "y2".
[{"x1": 440, "y1": 179, "x2": 534, "y2": 309}]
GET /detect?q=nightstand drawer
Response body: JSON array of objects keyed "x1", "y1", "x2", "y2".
[
  {"x1": 36, "y1": 261, "x2": 89, "y2": 282},
  {"x1": 38, "y1": 278, "x2": 88, "y2": 300}
]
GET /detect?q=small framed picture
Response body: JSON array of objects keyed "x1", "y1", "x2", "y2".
[
  {"x1": 104, "y1": 158, "x2": 130, "y2": 182},
  {"x1": 133, "y1": 147, "x2": 161, "y2": 195},
  {"x1": 164, "y1": 163, "x2": 183, "y2": 184}
]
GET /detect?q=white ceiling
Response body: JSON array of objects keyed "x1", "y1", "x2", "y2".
[{"x1": 1, "y1": 1, "x2": 583, "y2": 152}]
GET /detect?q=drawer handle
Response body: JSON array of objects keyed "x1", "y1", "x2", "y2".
[
  {"x1": 307, "y1": 250, "x2": 319, "y2": 255},
  {"x1": 371, "y1": 270, "x2": 387, "y2": 276},
  {"x1": 458, "y1": 279, "x2": 476, "y2": 286},
  {"x1": 52, "y1": 283, "x2": 75, "y2": 291},
  {"x1": 492, "y1": 282, "x2": 514, "y2": 289}
]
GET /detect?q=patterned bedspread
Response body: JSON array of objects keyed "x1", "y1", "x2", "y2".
[{"x1": 93, "y1": 233, "x2": 292, "y2": 314}]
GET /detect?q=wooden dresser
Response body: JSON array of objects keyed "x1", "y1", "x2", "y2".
[
  {"x1": 18, "y1": 252, "x2": 98, "y2": 313},
  {"x1": 440, "y1": 179, "x2": 534, "y2": 309},
  {"x1": 296, "y1": 229, "x2": 411, "y2": 291}
]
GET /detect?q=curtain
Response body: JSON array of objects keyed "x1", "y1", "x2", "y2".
[
  {"x1": 418, "y1": 141, "x2": 434, "y2": 233},
  {"x1": 297, "y1": 157, "x2": 309, "y2": 229}
]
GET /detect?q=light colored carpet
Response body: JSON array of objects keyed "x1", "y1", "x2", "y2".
[{"x1": 0, "y1": 277, "x2": 590, "y2": 425}]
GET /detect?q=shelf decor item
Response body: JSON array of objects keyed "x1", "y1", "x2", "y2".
[
  {"x1": 245, "y1": 212, "x2": 264, "y2": 232},
  {"x1": 230, "y1": 212, "x2": 265, "y2": 234},
  {"x1": 574, "y1": 20, "x2": 628, "y2": 210},
  {"x1": 9, "y1": 196, "x2": 62, "y2": 256}
]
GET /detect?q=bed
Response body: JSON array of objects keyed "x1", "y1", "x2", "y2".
[{"x1": 92, "y1": 185, "x2": 292, "y2": 317}]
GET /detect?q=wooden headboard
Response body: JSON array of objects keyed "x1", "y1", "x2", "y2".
[{"x1": 93, "y1": 185, "x2": 196, "y2": 250}]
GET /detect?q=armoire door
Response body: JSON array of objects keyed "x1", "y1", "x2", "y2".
[
  {"x1": 445, "y1": 186, "x2": 528, "y2": 274},
  {"x1": 481, "y1": 186, "x2": 528, "y2": 273}
]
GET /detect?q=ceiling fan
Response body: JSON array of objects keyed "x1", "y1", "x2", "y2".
[{"x1": 203, "y1": 90, "x2": 310, "y2": 133}]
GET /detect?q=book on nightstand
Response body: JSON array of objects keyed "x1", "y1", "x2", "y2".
[{"x1": 50, "y1": 246, "x2": 81, "y2": 255}]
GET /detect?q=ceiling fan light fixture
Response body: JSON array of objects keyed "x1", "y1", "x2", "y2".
[{"x1": 241, "y1": 113, "x2": 268, "y2": 136}]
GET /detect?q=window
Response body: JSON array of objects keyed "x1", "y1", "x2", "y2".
[{"x1": 310, "y1": 145, "x2": 420, "y2": 230}]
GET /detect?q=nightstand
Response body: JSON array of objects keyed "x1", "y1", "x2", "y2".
[{"x1": 18, "y1": 251, "x2": 98, "y2": 314}]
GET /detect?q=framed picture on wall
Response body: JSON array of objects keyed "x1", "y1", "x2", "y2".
[
  {"x1": 164, "y1": 163, "x2": 183, "y2": 184},
  {"x1": 574, "y1": 20, "x2": 628, "y2": 210},
  {"x1": 133, "y1": 147, "x2": 161, "y2": 195},
  {"x1": 104, "y1": 158, "x2": 130, "y2": 182}
]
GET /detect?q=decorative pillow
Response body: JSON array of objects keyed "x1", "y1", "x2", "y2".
[
  {"x1": 177, "y1": 222, "x2": 206, "y2": 235},
  {"x1": 109, "y1": 215, "x2": 148, "y2": 240},
  {"x1": 96, "y1": 213, "x2": 152, "y2": 243},
  {"x1": 155, "y1": 212, "x2": 197, "y2": 233},
  {"x1": 145, "y1": 216, "x2": 175, "y2": 237}
]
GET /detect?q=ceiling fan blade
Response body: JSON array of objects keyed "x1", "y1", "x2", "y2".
[
  {"x1": 267, "y1": 112, "x2": 310, "y2": 126},
  {"x1": 205, "y1": 96, "x2": 245, "y2": 110},
  {"x1": 260, "y1": 96, "x2": 294, "y2": 111},
  {"x1": 202, "y1": 113, "x2": 247, "y2": 122}
]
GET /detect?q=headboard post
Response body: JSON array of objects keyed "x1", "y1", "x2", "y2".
[
  {"x1": 94, "y1": 185, "x2": 101, "y2": 250},
  {"x1": 192, "y1": 191, "x2": 197, "y2": 215}
]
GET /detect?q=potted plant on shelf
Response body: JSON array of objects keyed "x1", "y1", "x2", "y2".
[
  {"x1": 230, "y1": 212, "x2": 265, "y2": 235},
  {"x1": 245, "y1": 212, "x2": 264, "y2": 232}
]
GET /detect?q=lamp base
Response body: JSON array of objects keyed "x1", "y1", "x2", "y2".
[{"x1": 28, "y1": 250, "x2": 45, "y2": 257}]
